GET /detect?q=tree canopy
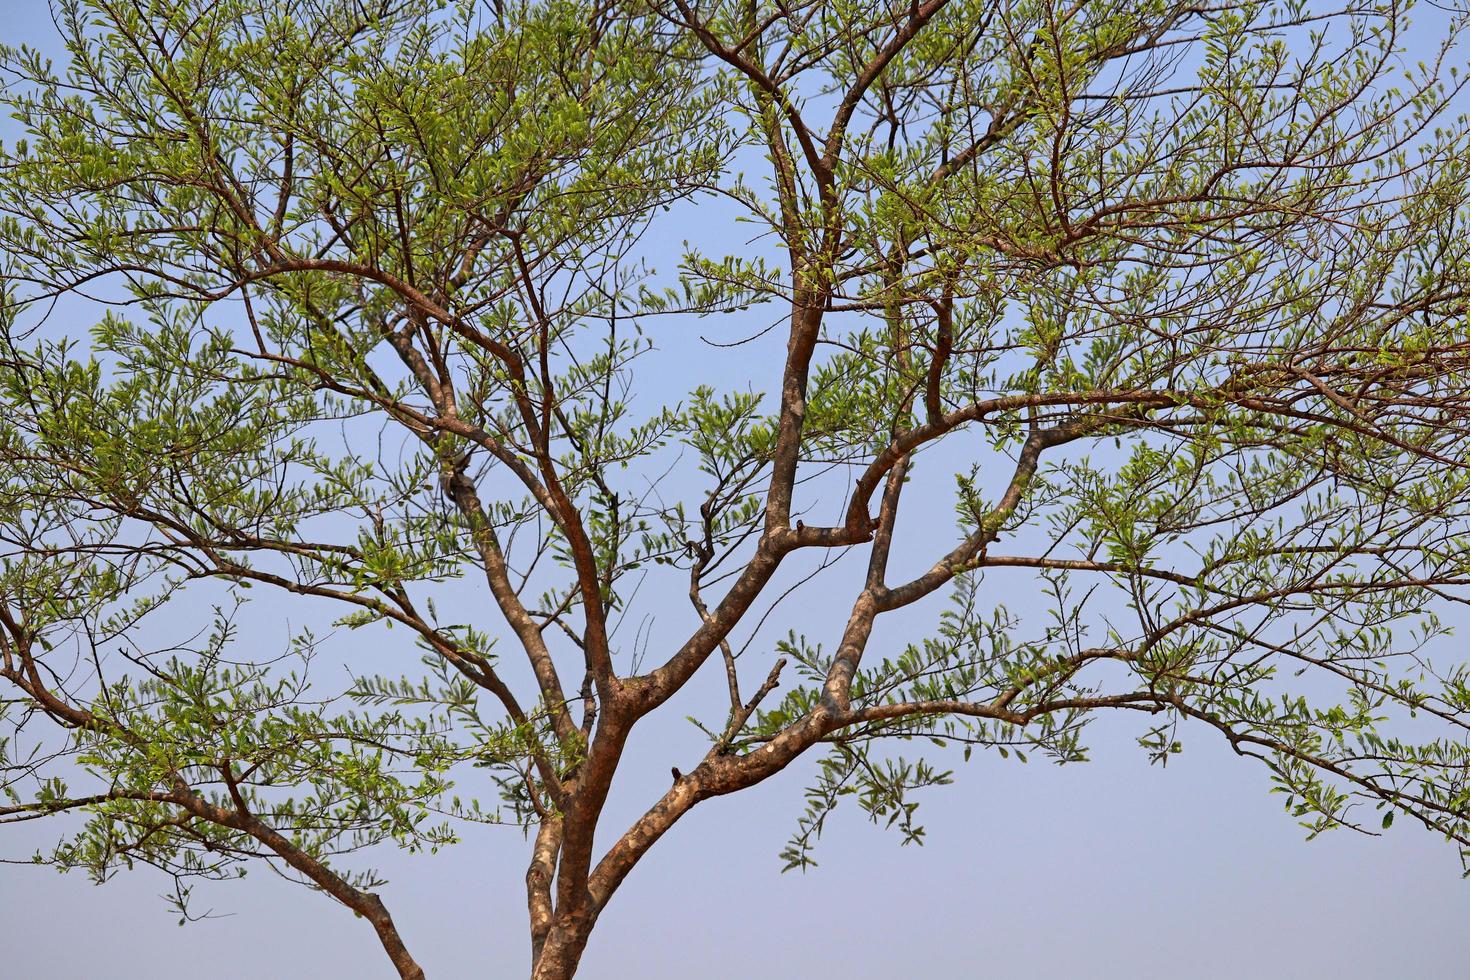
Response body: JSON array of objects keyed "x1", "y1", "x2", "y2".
[{"x1": 3, "y1": 0, "x2": 1470, "y2": 977}]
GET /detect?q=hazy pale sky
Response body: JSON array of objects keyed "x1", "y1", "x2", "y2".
[{"x1": 1, "y1": 3, "x2": 1467, "y2": 978}]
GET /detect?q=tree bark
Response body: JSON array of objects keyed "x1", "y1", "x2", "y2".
[{"x1": 530, "y1": 915, "x2": 596, "y2": 980}]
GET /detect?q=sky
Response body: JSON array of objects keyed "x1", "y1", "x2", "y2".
[{"x1": 0, "y1": 2, "x2": 1468, "y2": 978}]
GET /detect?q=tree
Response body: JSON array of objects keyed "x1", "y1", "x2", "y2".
[{"x1": 2, "y1": 0, "x2": 1470, "y2": 975}]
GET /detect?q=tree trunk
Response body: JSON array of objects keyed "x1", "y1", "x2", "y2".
[{"x1": 530, "y1": 917, "x2": 596, "y2": 980}]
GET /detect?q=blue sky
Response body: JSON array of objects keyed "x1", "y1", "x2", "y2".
[{"x1": 0, "y1": 2, "x2": 1467, "y2": 978}]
